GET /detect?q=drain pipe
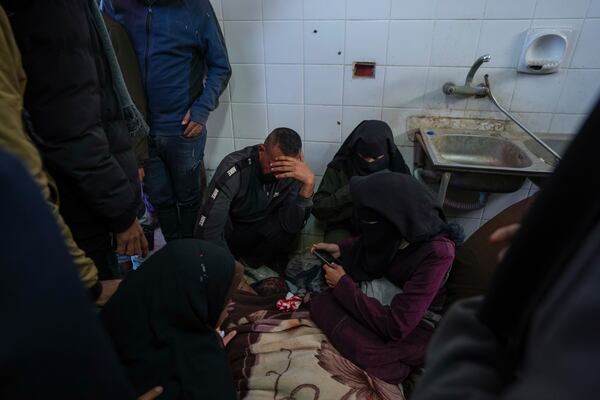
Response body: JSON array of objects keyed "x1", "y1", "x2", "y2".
[
  {"x1": 414, "y1": 168, "x2": 489, "y2": 211},
  {"x1": 445, "y1": 191, "x2": 489, "y2": 211},
  {"x1": 484, "y1": 74, "x2": 561, "y2": 161}
]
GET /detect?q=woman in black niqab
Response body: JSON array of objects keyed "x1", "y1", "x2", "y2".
[
  {"x1": 313, "y1": 120, "x2": 411, "y2": 242},
  {"x1": 101, "y1": 239, "x2": 243, "y2": 400},
  {"x1": 348, "y1": 171, "x2": 450, "y2": 280},
  {"x1": 329, "y1": 120, "x2": 410, "y2": 176}
]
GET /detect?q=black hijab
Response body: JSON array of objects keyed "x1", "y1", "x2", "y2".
[
  {"x1": 328, "y1": 120, "x2": 410, "y2": 177},
  {"x1": 346, "y1": 171, "x2": 448, "y2": 281},
  {"x1": 478, "y1": 98, "x2": 600, "y2": 381},
  {"x1": 101, "y1": 239, "x2": 239, "y2": 400}
]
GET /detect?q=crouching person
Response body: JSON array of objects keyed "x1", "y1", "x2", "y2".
[
  {"x1": 195, "y1": 128, "x2": 315, "y2": 270},
  {"x1": 310, "y1": 171, "x2": 458, "y2": 384}
]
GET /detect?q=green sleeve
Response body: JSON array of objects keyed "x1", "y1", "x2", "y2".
[{"x1": 312, "y1": 167, "x2": 353, "y2": 223}]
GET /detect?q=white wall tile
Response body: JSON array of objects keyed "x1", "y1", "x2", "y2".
[
  {"x1": 571, "y1": 20, "x2": 600, "y2": 68},
  {"x1": 234, "y1": 138, "x2": 260, "y2": 150},
  {"x1": 219, "y1": 86, "x2": 230, "y2": 103},
  {"x1": 342, "y1": 107, "x2": 383, "y2": 139},
  {"x1": 347, "y1": 0, "x2": 391, "y2": 20},
  {"x1": 305, "y1": 106, "x2": 342, "y2": 142},
  {"x1": 231, "y1": 103, "x2": 268, "y2": 139},
  {"x1": 534, "y1": 0, "x2": 590, "y2": 19},
  {"x1": 549, "y1": 114, "x2": 588, "y2": 134},
  {"x1": 483, "y1": 189, "x2": 530, "y2": 219},
  {"x1": 343, "y1": 66, "x2": 385, "y2": 107},
  {"x1": 512, "y1": 112, "x2": 553, "y2": 133},
  {"x1": 466, "y1": 68, "x2": 517, "y2": 111},
  {"x1": 224, "y1": 22, "x2": 264, "y2": 64},
  {"x1": 263, "y1": 21, "x2": 303, "y2": 64},
  {"x1": 424, "y1": 67, "x2": 470, "y2": 110},
  {"x1": 266, "y1": 64, "x2": 303, "y2": 104},
  {"x1": 484, "y1": 0, "x2": 537, "y2": 19},
  {"x1": 589, "y1": 0, "x2": 600, "y2": 17},
  {"x1": 556, "y1": 69, "x2": 600, "y2": 114},
  {"x1": 430, "y1": 20, "x2": 481, "y2": 67},
  {"x1": 382, "y1": 107, "x2": 424, "y2": 145},
  {"x1": 206, "y1": 103, "x2": 233, "y2": 138},
  {"x1": 345, "y1": 21, "x2": 390, "y2": 64},
  {"x1": 510, "y1": 71, "x2": 567, "y2": 113},
  {"x1": 383, "y1": 66, "x2": 428, "y2": 108},
  {"x1": 222, "y1": 0, "x2": 261, "y2": 20},
  {"x1": 303, "y1": 0, "x2": 346, "y2": 20},
  {"x1": 304, "y1": 21, "x2": 345, "y2": 64},
  {"x1": 230, "y1": 64, "x2": 266, "y2": 103},
  {"x1": 387, "y1": 20, "x2": 433, "y2": 66},
  {"x1": 263, "y1": 0, "x2": 303, "y2": 20},
  {"x1": 205, "y1": 138, "x2": 235, "y2": 170},
  {"x1": 305, "y1": 65, "x2": 344, "y2": 105},
  {"x1": 390, "y1": 0, "x2": 435, "y2": 19},
  {"x1": 477, "y1": 20, "x2": 531, "y2": 68},
  {"x1": 209, "y1": 0, "x2": 222, "y2": 20},
  {"x1": 434, "y1": 0, "x2": 486, "y2": 19},
  {"x1": 267, "y1": 104, "x2": 305, "y2": 137},
  {"x1": 304, "y1": 141, "x2": 340, "y2": 175}
]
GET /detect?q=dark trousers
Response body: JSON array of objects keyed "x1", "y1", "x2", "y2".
[
  {"x1": 226, "y1": 213, "x2": 298, "y2": 270},
  {"x1": 144, "y1": 133, "x2": 206, "y2": 242}
]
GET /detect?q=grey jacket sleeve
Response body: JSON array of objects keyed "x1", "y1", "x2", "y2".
[
  {"x1": 277, "y1": 187, "x2": 313, "y2": 235},
  {"x1": 194, "y1": 170, "x2": 240, "y2": 250},
  {"x1": 412, "y1": 297, "x2": 504, "y2": 400}
]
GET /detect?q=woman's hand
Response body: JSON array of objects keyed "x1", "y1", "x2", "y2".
[
  {"x1": 138, "y1": 386, "x2": 163, "y2": 400},
  {"x1": 323, "y1": 263, "x2": 346, "y2": 288},
  {"x1": 222, "y1": 330, "x2": 237, "y2": 347},
  {"x1": 312, "y1": 242, "x2": 341, "y2": 259}
]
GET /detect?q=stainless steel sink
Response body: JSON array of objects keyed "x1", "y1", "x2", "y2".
[
  {"x1": 433, "y1": 135, "x2": 533, "y2": 169},
  {"x1": 523, "y1": 136, "x2": 572, "y2": 167},
  {"x1": 420, "y1": 129, "x2": 558, "y2": 176}
]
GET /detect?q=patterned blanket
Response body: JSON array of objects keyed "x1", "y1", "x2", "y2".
[{"x1": 224, "y1": 291, "x2": 406, "y2": 400}]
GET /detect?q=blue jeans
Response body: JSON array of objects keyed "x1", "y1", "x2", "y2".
[{"x1": 144, "y1": 133, "x2": 206, "y2": 242}]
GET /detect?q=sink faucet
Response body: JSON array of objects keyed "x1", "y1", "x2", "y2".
[
  {"x1": 441, "y1": 54, "x2": 562, "y2": 162},
  {"x1": 443, "y1": 54, "x2": 491, "y2": 97}
]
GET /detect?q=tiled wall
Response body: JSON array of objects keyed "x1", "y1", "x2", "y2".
[{"x1": 205, "y1": 0, "x2": 600, "y2": 241}]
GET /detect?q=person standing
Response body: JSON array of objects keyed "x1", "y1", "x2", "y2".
[
  {"x1": 3, "y1": 0, "x2": 148, "y2": 280},
  {"x1": 102, "y1": 0, "x2": 232, "y2": 242}
]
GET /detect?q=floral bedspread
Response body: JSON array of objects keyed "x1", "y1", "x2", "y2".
[{"x1": 224, "y1": 291, "x2": 406, "y2": 400}]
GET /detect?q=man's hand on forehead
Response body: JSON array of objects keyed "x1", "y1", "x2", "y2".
[{"x1": 270, "y1": 152, "x2": 315, "y2": 197}]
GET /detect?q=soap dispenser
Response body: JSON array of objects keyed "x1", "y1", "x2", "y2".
[{"x1": 517, "y1": 28, "x2": 573, "y2": 74}]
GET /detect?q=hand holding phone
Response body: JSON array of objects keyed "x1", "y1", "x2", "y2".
[{"x1": 313, "y1": 248, "x2": 342, "y2": 266}]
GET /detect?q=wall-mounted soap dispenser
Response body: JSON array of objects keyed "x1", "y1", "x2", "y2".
[{"x1": 517, "y1": 28, "x2": 573, "y2": 74}]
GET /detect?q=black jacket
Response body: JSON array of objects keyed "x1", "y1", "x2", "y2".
[
  {"x1": 195, "y1": 145, "x2": 312, "y2": 250},
  {"x1": 3, "y1": 0, "x2": 141, "y2": 237}
]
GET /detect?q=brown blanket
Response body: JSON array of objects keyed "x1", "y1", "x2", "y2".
[{"x1": 224, "y1": 291, "x2": 405, "y2": 400}]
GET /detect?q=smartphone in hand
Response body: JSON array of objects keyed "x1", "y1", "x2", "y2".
[{"x1": 313, "y1": 249, "x2": 342, "y2": 266}]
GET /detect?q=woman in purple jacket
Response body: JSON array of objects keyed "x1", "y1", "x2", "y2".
[{"x1": 310, "y1": 171, "x2": 457, "y2": 384}]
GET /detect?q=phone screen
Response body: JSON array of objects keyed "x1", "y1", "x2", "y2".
[{"x1": 313, "y1": 249, "x2": 341, "y2": 266}]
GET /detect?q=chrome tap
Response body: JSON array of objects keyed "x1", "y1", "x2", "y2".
[
  {"x1": 443, "y1": 54, "x2": 491, "y2": 97},
  {"x1": 440, "y1": 54, "x2": 562, "y2": 162}
]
